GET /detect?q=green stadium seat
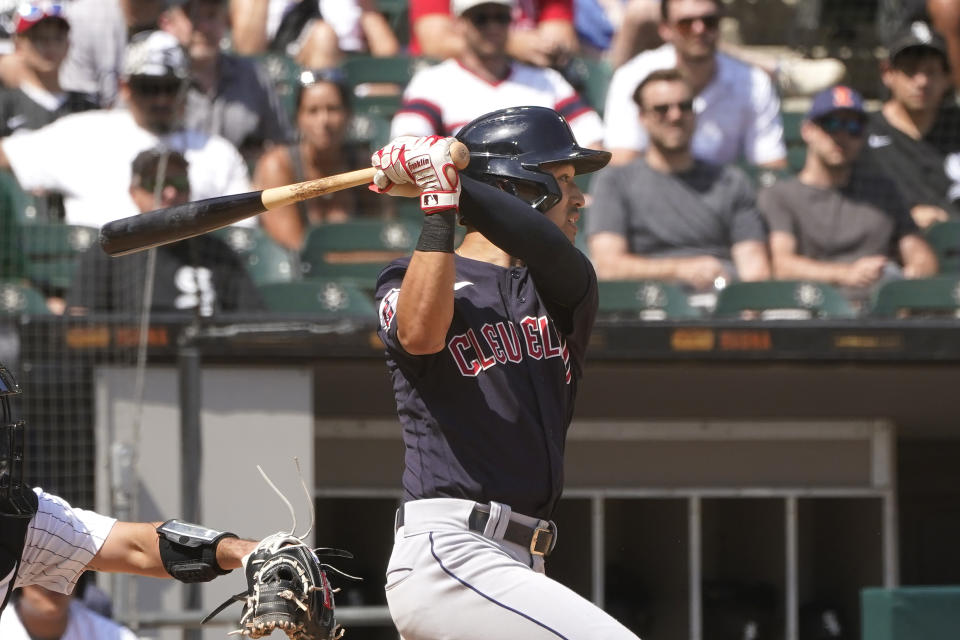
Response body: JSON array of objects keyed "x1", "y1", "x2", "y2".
[
  {"x1": 564, "y1": 57, "x2": 613, "y2": 117},
  {"x1": 868, "y1": 277, "x2": 960, "y2": 318},
  {"x1": 300, "y1": 220, "x2": 420, "y2": 286},
  {"x1": 924, "y1": 221, "x2": 960, "y2": 273},
  {"x1": 212, "y1": 226, "x2": 300, "y2": 285},
  {"x1": 341, "y1": 55, "x2": 420, "y2": 118},
  {"x1": 257, "y1": 279, "x2": 377, "y2": 317},
  {"x1": 598, "y1": 280, "x2": 702, "y2": 320},
  {"x1": 713, "y1": 280, "x2": 857, "y2": 319},
  {"x1": 0, "y1": 279, "x2": 50, "y2": 315},
  {"x1": 346, "y1": 111, "x2": 393, "y2": 153},
  {"x1": 0, "y1": 169, "x2": 42, "y2": 224},
  {"x1": 252, "y1": 53, "x2": 303, "y2": 124},
  {"x1": 20, "y1": 223, "x2": 98, "y2": 294}
]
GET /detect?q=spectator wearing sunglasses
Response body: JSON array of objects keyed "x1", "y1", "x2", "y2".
[
  {"x1": 254, "y1": 68, "x2": 387, "y2": 250},
  {"x1": 602, "y1": 0, "x2": 786, "y2": 169},
  {"x1": 759, "y1": 85, "x2": 936, "y2": 298},
  {"x1": 587, "y1": 68, "x2": 770, "y2": 292},
  {"x1": 0, "y1": 30, "x2": 251, "y2": 230},
  {"x1": 0, "y1": 2, "x2": 98, "y2": 138},
  {"x1": 865, "y1": 20, "x2": 960, "y2": 228},
  {"x1": 66, "y1": 146, "x2": 263, "y2": 316},
  {"x1": 391, "y1": 0, "x2": 602, "y2": 147}
]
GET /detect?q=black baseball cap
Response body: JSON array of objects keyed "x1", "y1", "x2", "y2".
[{"x1": 887, "y1": 21, "x2": 948, "y2": 64}]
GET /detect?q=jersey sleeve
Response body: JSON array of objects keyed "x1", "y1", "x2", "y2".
[
  {"x1": 16, "y1": 489, "x2": 117, "y2": 595},
  {"x1": 742, "y1": 69, "x2": 787, "y2": 166},
  {"x1": 375, "y1": 259, "x2": 411, "y2": 355}
]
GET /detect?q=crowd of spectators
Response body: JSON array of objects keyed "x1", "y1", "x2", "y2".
[{"x1": 0, "y1": 0, "x2": 958, "y2": 320}]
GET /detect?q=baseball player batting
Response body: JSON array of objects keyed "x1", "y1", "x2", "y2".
[{"x1": 372, "y1": 107, "x2": 641, "y2": 639}]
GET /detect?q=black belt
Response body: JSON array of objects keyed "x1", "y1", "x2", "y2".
[{"x1": 397, "y1": 503, "x2": 556, "y2": 557}]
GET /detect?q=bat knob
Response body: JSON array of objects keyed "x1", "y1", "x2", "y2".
[{"x1": 449, "y1": 141, "x2": 470, "y2": 170}]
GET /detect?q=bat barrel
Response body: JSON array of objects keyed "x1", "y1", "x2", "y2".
[{"x1": 99, "y1": 191, "x2": 266, "y2": 256}]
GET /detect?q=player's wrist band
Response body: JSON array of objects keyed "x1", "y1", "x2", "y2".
[
  {"x1": 416, "y1": 210, "x2": 456, "y2": 253},
  {"x1": 156, "y1": 519, "x2": 238, "y2": 583}
]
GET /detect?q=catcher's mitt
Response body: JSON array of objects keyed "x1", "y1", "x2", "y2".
[{"x1": 203, "y1": 533, "x2": 356, "y2": 640}]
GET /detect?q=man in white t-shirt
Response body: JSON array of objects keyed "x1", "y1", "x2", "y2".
[
  {"x1": 390, "y1": 0, "x2": 603, "y2": 147},
  {"x1": 0, "y1": 362, "x2": 257, "y2": 614},
  {"x1": 602, "y1": 0, "x2": 786, "y2": 168},
  {"x1": 0, "y1": 29, "x2": 250, "y2": 229}
]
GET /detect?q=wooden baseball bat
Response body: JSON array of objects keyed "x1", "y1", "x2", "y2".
[{"x1": 99, "y1": 141, "x2": 470, "y2": 257}]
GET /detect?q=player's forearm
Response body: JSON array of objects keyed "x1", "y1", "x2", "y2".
[
  {"x1": 216, "y1": 536, "x2": 258, "y2": 570},
  {"x1": 396, "y1": 249, "x2": 455, "y2": 354}
]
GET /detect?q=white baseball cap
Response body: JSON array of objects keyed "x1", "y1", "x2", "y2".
[
  {"x1": 452, "y1": 0, "x2": 515, "y2": 18},
  {"x1": 122, "y1": 30, "x2": 189, "y2": 80}
]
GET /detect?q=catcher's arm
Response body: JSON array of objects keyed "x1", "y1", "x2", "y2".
[{"x1": 88, "y1": 521, "x2": 257, "y2": 579}]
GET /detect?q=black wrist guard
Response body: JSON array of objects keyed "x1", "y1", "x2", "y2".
[
  {"x1": 416, "y1": 210, "x2": 456, "y2": 253},
  {"x1": 156, "y1": 519, "x2": 238, "y2": 583}
]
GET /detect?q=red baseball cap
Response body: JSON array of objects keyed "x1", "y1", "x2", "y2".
[{"x1": 14, "y1": 2, "x2": 69, "y2": 34}]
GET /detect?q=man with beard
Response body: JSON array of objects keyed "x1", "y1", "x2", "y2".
[
  {"x1": 602, "y1": 0, "x2": 786, "y2": 169},
  {"x1": 759, "y1": 85, "x2": 936, "y2": 300},
  {"x1": 0, "y1": 29, "x2": 249, "y2": 229},
  {"x1": 587, "y1": 68, "x2": 771, "y2": 291}
]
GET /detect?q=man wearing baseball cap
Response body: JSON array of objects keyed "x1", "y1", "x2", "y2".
[
  {"x1": 759, "y1": 85, "x2": 937, "y2": 299},
  {"x1": 0, "y1": 29, "x2": 251, "y2": 231},
  {"x1": 391, "y1": 0, "x2": 602, "y2": 147},
  {"x1": 0, "y1": 2, "x2": 97, "y2": 136},
  {"x1": 865, "y1": 20, "x2": 960, "y2": 228}
]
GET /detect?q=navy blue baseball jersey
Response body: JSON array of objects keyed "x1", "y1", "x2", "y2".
[{"x1": 376, "y1": 253, "x2": 598, "y2": 519}]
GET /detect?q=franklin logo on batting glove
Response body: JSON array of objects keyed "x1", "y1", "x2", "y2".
[{"x1": 371, "y1": 136, "x2": 462, "y2": 214}]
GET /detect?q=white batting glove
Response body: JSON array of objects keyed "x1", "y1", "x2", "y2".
[{"x1": 371, "y1": 135, "x2": 461, "y2": 213}]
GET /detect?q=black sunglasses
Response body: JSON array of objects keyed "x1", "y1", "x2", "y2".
[
  {"x1": 468, "y1": 10, "x2": 512, "y2": 27},
  {"x1": 130, "y1": 79, "x2": 182, "y2": 96},
  {"x1": 673, "y1": 14, "x2": 721, "y2": 34},
  {"x1": 648, "y1": 100, "x2": 695, "y2": 116},
  {"x1": 816, "y1": 116, "x2": 865, "y2": 137}
]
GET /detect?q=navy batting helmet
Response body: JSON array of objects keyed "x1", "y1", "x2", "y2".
[{"x1": 455, "y1": 106, "x2": 611, "y2": 212}]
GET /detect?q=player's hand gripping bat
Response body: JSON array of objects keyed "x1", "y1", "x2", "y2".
[{"x1": 99, "y1": 141, "x2": 470, "y2": 257}]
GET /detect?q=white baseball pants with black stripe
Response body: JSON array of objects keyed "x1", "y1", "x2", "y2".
[{"x1": 384, "y1": 498, "x2": 640, "y2": 640}]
